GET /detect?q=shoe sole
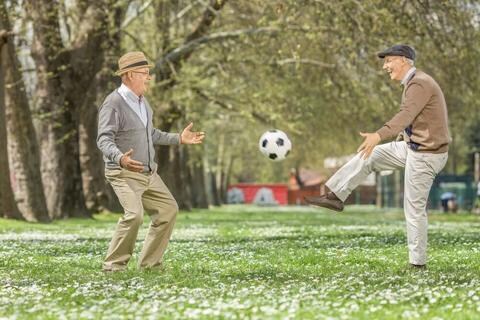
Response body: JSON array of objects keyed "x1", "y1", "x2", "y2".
[{"x1": 305, "y1": 201, "x2": 344, "y2": 212}]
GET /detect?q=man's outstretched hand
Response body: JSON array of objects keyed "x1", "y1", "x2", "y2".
[
  {"x1": 120, "y1": 149, "x2": 144, "y2": 172},
  {"x1": 357, "y1": 132, "x2": 381, "y2": 159},
  {"x1": 180, "y1": 122, "x2": 205, "y2": 144}
]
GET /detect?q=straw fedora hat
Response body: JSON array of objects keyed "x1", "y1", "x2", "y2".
[{"x1": 115, "y1": 51, "x2": 154, "y2": 76}]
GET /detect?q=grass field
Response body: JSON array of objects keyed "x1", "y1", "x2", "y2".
[{"x1": 1, "y1": 205, "x2": 480, "y2": 319}]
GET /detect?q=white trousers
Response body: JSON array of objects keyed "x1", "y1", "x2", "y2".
[{"x1": 326, "y1": 141, "x2": 448, "y2": 265}]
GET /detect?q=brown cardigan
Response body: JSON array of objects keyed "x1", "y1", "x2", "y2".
[{"x1": 376, "y1": 70, "x2": 450, "y2": 153}]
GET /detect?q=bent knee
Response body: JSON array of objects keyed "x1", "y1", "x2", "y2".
[
  {"x1": 164, "y1": 200, "x2": 178, "y2": 220},
  {"x1": 151, "y1": 201, "x2": 178, "y2": 225},
  {"x1": 121, "y1": 210, "x2": 144, "y2": 226}
]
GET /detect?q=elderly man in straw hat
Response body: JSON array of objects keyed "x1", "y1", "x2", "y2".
[{"x1": 97, "y1": 51, "x2": 205, "y2": 271}]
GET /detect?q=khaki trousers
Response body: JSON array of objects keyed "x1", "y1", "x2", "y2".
[
  {"x1": 103, "y1": 168, "x2": 178, "y2": 271},
  {"x1": 326, "y1": 141, "x2": 448, "y2": 265}
]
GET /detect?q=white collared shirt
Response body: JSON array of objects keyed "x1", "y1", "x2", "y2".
[
  {"x1": 401, "y1": 67, "x2": 416, "y2": 86},
  {"x1": 117, "y1": 83, "x2": 147, "y2": 127}
]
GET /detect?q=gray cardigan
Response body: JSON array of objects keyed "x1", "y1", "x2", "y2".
[{"x1": 97, "y1": 89, "x2": 180, "y2": 172}]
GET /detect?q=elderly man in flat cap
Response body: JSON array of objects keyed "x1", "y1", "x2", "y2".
[
  {"x1": 305, "y1": 45, "x2": 450, "y2": 269},
  {"x1": 97, "y1": 51, "x2": 205, "y2": 271}
]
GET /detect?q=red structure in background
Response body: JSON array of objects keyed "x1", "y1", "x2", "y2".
[
  {"x1": 228, "y1": 183, "x2": 288, "y2": 205},
  {"x1": 288, "y1": 168, "x2": 326, "y2": 205},
  {"x1": 228, "y1": 169, "x2": 326, "y2": 206},
  {"x1": 229, "y1": 166, "x2": 377, "y2": 206}
]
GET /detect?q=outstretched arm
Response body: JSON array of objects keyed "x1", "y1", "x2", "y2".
[
  {"x1": 151, "y1": 128, "x2": 181, "y2": 145},
  {"x1": 151, "y1": 122, "x2": 205, "y2": 145}
]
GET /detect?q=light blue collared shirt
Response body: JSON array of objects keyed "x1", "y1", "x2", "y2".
[
  {"x1": 401, "y1": 67, "x2": 416, "y2": 86},
  {"x1": 117, "y1": 83, "x2": 147, "y2": 127}
]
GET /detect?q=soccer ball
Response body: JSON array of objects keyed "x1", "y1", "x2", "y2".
[{"x1": 258, "y1": 129, "x2": 292, "y2": 161}]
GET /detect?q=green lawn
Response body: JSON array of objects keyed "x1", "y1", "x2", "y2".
[{"x1": 1, "y1": 205, "x2": 480, "y2": 319}]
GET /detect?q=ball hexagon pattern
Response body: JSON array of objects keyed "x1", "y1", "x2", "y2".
[{"x1": 258, "y1": 129, "x2": 292, "y2": 161}]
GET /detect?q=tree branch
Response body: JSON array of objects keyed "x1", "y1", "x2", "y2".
[
  {"x1": 275, "y1": 58, "x2": 335, "y2": 68},
  {"x1": 155, "y1": 0, "x2": 229, "y2": 82},
  {"x1": 169, "y1": 1, "x2": 199, "y2": 25},
  {"x1": 186, "y1": 0, "x2": 228, "y2": 42},
  {"x1": 121, "y1": 29, "x2": 155, "y2": 61},
  {"x1": 121, "y1": 0, "x2": 154, "y2": 29},
  {"x1": 156, "y1": 27, "x2": 279, "y2": 78},
  {"x1": 193, "y1": 87, "x2": 268, "y2": 124}
]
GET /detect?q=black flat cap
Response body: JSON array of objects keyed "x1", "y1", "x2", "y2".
[{"x1": 378, "y1": 44, "x2": 416, "y2": 60}]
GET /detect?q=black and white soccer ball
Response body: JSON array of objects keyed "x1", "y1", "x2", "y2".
[{"x1": 258, "y1": 129, "x2": 292, "y2": 161}]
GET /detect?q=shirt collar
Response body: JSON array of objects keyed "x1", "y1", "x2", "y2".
[
  {"x1": 118, "y1": 83, "x2": 143, "y2": 103},
  {"x1": 401, "y1": 67, "x2": 416, "y2": 86}
]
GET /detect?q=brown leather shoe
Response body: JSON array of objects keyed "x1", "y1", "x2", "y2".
[{"x1": 304, "y1": 192, "x2": 344, "y2": 212}]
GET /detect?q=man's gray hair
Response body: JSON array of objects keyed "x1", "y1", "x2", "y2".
[{"x1": 406, "y1": 58, "x2": 415, "y2": 66}]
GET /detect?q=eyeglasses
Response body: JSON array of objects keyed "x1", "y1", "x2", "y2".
[{"x1": 131, "y1": 71, "x2": 151, "y2": 76}]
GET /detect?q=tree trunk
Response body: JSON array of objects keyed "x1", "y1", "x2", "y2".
[
  {"x1": 215, "y1": 132, "x2": 225, "y2": 203},
  {"x1": 157, "y1": 144, "x2": 192, "y2": 211},
  {"x1": 26, "y1": 0, "x2": 89, "y2": 218},
  {"x1": 0, "y1": 30, "x2": 22, "y2": 220},
  {"x1": 78, "y1": 70, "x2": 117, "y2": 212},
  {"x1": 0, "y1": 3, "x2": 49, "y2": 222},
  {"x1": 189, "y1": 157, "x2": 209, "y2": 209},
  {"x1": 202, "y1": 147, "x2": 214, "y2": 206},
  {"x1": 215, "y1": 132, "x2": 232, "y2": 204},
  {"x1": 78, "y1": 65, "x2": 122, "y2": 213},
  {"x1": 37, "y1": 102, "x2": 88, "y2": 218},
  {"x1": 75, "y1": 1, "x2": 131, "y2": 214},
  {"x1": 177, "y1": 146, "x2": 192, "y2": 210},
  {"x1": 209, "y1": 171, "x2": 221, "y2": 206},
  {"x1": 222, "y1": 154, "x2": 235, "y2": 204}
]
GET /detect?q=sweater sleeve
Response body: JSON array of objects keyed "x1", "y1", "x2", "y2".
[
  {"x1": 151, "y1": 128, "x2": 181, "y2": 145},
  {"x1": 376, "y1": 82, "x2": 431, "y2": 141},
  {"x1": 97, "y1": 105, "x2": 124, "y2": 165}
]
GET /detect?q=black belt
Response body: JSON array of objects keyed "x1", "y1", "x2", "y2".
[{"x1": 407, "y1": 142, "x2": 420, "y2": 151}]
